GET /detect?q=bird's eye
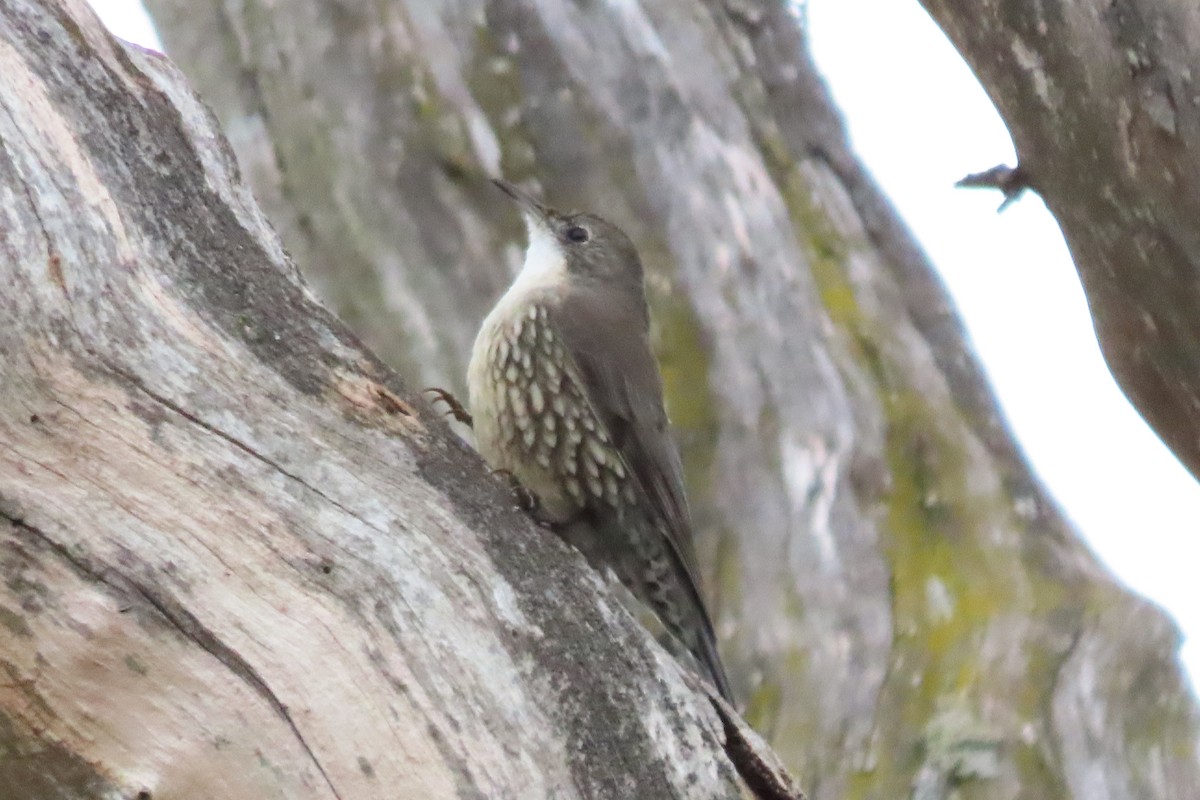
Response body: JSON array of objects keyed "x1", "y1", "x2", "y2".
[{"x1": 565, "y1": 225, "x2": 590, "y2": 243}]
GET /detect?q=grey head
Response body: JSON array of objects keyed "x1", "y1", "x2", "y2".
[{"x1": 492, "y1": 179, "x2": 645, "y2": 293}]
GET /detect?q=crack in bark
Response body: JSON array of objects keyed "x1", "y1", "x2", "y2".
[
  {"x1": 10, "y1": 249, "x2": 379, "y2": 548},
  {"x1": 101, "y1": 359, "x2": 386, "y2": 537},
  {"x1": 119, "y1": 577, "x2": 345, "y2": 800},
  {"x1": 0, "y1": 510, "x2": 345, "y2": 800}
]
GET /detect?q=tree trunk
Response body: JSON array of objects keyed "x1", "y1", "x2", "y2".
[
  {"x1": 0, "y1": 1, "x2": 800, "y2": 797},
  {"x1": 3, "y1": 0, "x2": 1197, "y2": 797}
]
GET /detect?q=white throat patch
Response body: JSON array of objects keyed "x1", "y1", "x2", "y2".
[
  {"x1": 478, "y1": 217, "x2": 567, "y2": 335},
  {"x1": 515, "y1": 216, "x2": 566, "y2": 288}
]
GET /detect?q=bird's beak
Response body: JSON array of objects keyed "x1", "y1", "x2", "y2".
[{"x1": 492, "y1": 179, "x2": 551, "y2": 228}]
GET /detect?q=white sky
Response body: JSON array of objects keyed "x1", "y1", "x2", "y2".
[{"x1": 86, "y1": 0, "x2": 1197, "y2": 688}]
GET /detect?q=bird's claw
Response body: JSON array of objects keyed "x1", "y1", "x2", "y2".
[
  {"x1": 490, "y1": 468, "x2": 541, "y2": 515},
  {"x1": 424, "y1": 387, "x2": 474, "y2": 427}
]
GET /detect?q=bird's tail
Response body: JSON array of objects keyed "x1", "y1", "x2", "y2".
[{"x1": 691, "y1": 621, "x2": 734, "y2": 704}]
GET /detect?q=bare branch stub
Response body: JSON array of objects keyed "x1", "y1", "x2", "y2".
[{"x1": 956, "y1": 164, "x2": 1034, "y2": 211}]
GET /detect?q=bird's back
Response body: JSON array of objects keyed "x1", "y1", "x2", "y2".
[{"x1": 551, "y1": 284, "x2": 732, "y2": 701}]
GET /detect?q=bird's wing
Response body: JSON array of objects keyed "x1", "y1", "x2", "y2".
[
  {"x1": 550, "y1": 285, "x2": 704, "y2": 584},
  {"x1": 550, "y1": 287, "x2": 732, "y2": 701}
]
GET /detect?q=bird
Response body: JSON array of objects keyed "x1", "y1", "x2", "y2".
[{"x1": 465, "y1": 178, "x2": 733, "y2": 702}]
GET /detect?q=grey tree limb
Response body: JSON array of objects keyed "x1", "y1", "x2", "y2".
[{"x1": 922, "y1": 0, "x2": 1200, "y2": 480}]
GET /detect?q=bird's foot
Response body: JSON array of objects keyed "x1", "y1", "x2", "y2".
[
  {"x1": 424, "y1": 387, "x2": 473, "y2": 427},
  {"x1": 490, "y1": 468, "x2": 544, "y2": 518}
]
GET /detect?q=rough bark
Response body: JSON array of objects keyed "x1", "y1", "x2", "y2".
[
  {"x1": 127, "y1": 0, "x2": 1200, "y2": 798},
  {"x1": 0, "y1": 1, "x2": 803, "y2": 797},
  {"x1": 920, "y1": 0, "x2": 1200, "y2": 481},
  {"x1": 3, "y1": 0, "x2": 1198, "y2": 797}
]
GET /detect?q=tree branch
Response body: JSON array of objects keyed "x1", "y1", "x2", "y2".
[{"x1": 922, "y1": 0, "x2": 1200, "y2": 480}]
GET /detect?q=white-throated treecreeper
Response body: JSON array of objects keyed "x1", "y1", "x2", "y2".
[{"x1": 466, "y1": 180, "x2": 732, "y2": 702}]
